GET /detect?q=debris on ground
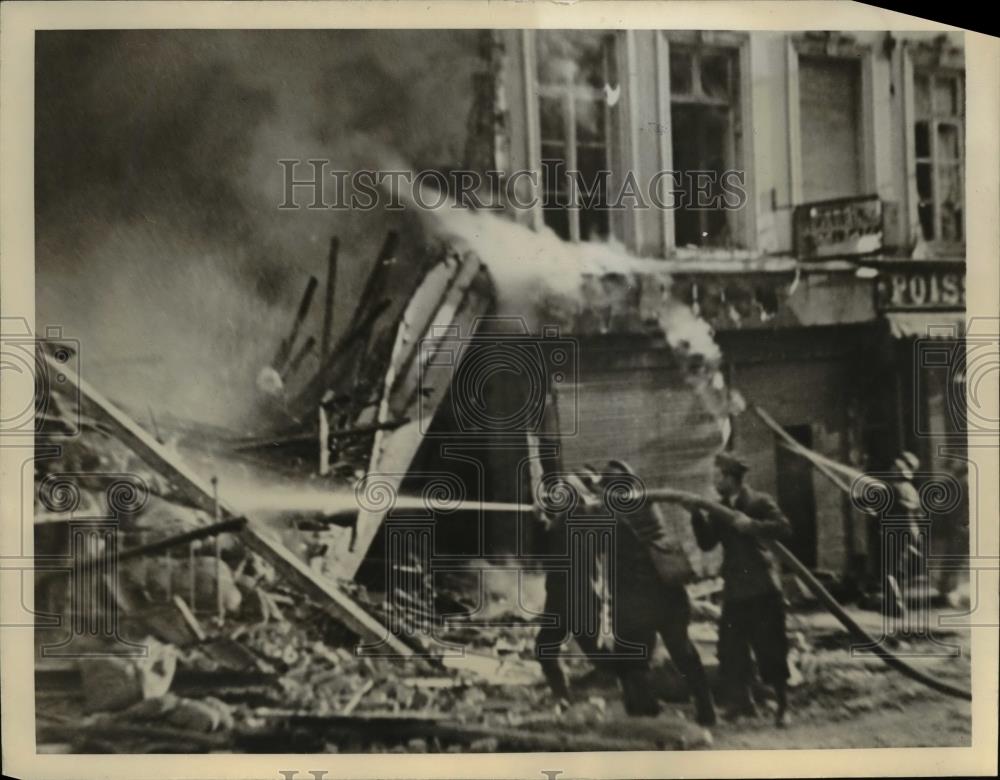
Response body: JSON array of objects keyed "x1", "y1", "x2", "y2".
[
  {"x1": 32, "y1": 386, "x2": 972, "y2": 753},
  {"x1": 78, "y1": 637, "x2": 177, "y2": 713}
]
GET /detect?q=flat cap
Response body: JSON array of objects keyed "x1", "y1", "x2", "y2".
[{"x1": 715, "y1": 451, "x2": 750, "y2": 478}]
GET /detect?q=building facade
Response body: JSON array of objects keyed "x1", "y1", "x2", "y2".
[{"x1": 483, "y1": 29, "x2": 967, "y2": 582}]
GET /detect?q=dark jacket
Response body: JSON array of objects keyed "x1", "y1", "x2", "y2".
[
  {"x1": 891, "y1": 478, "x2": 922, "y2": 534},
  {"x1": 690, "y1": 484, "x2": 792, "y2": 602},
  {"x1": 617, "y1": 501, "x2": 694, "y2": 586}
]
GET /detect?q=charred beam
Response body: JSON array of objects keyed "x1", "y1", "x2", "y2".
[
  {"x1": 231, "y1": 416, "x2": 408, "y2": 453},
  {"x1": 321, "y1": 236, "x2": 340, "y2": 359},
  {"x1": 355, "y1": 231, "x2": 399, "y2": 324},
  {"x1": 282, "y1": 335, "x2": 316, "y2": 381},
  {"x1": 273, "y1": 275, "x2": 319, "y2": 371},
  {"x1": 118, "y1": 517, "x2": 247, "y2": 561}
]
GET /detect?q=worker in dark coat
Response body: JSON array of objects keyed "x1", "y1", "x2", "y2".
[
  {"x1": 688, "y1": 452, "x2": 793, "y2": 727},
  {"x1": 535, "y1": 462, "x2": 716, "y2": 727},
  {"x1": 534, "y1": 471, "x2": 613, "y2": 704},
  {"x1": 885, "y1": 450, "x2": 923, "y2": 613},
  {"x1": 604, "y1": 459, "x2": 716, "y2": 726}
]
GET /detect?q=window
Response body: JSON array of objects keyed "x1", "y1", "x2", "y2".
[
  {"x1": 798, "y1": 56, "x2": 863, "y2": 202},
  {"x1": 534, "y1": 31, "x2": 618, "y2": 242},
  {"x1": 667, "y1": 42, "x2": 741, "y2": 248},
  {"x1": 913, "y1": 70, "x2": 964, "y2": 244}
]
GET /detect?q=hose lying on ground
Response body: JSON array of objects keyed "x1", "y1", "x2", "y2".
[{"x1": 641, "y1": 486, "x2": 973, "y2": 702}]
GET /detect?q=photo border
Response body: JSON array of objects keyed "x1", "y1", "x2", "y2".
[{"x1": 2, "y1": 2, "x2": 997, "y2": 778}]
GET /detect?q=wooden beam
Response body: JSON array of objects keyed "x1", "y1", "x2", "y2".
[
  {"x1": 321, "y1": 236, "x2": 340, "y2": 359},
  {"x1": 172, "y1": 595, "x2": 207, "y2": 642},
  {"x1": 273, "y1": 275, "x2": 319, "y2": 371},
  {"x1": 356, "y1": 231, "x2": 399, "y2": 323},
  {"x1": 282, "y1": 335, "x2": 316, "y2": 380},
  {"x1": 41, "y1": 355, "x2": 411, "y2": 655},
  {"x1": 237, "y1": 525, "x2": 411, "y2": 655}
]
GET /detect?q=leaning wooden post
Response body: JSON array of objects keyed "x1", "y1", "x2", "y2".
[
  {"x1": 273, "y1": 275, "x2": 319, "y2": 372},
  {"x1": 211, "y1": 476, "x2": 224, "y2": 623},
  {"x1": 321, "y1": 236, "x2": 340, "y2": 359}
]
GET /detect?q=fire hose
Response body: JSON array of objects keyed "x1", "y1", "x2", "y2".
[{"x1": 641, "y1": 486, "x2": 972, "y2": 702}]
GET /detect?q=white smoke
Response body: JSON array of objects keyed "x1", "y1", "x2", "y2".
[{"x1": 397, "y1": 178, "x2": 722, "y2": 364}]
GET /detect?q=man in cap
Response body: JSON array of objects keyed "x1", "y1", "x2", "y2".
[
  {"x1": 892, "y1": 451, "x2": 921, "y2": 528},
  {"x1": 534, "y1": 462, "x2": 716, "y2": 727},
  {"x1": 939, "y1": 459, "x2": 969, "y2": 604},
  {"x1": 884, "y1": 451, "x2": 923, "y2": 614},
  {"x1": 603, "y1": 459, "x2": 717, "y2": 726},
  {"x1": 688, "y1": 452, "x2": 794, "y2": 727},
  {"x1": 533, "y1": 469, "x2": 612, "y2": 706}
]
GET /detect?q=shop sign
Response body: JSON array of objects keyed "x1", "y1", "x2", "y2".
[
  {"x1": 794, "y1": 195, "x2": 883, "y2": 260},
  {"x1": 877, "y1": 264, "x2": 966, "y2": 310}
]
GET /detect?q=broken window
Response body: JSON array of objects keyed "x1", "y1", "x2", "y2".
[
  {"x1": 668, "y1": 42, "x2": 741, "y2": 249},
  {"x1": 534, "y1": 30, "x2": 618, "y2": 243},
  {"x1": 913, "y1": 69, "x2": 964, "y2": 244}
]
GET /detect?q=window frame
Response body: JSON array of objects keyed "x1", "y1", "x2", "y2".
[
  {"x1": 902, "y1": 41, "x2": 965, "y2": 254},
  {"x1": 786, "y1": 34, "x2": 878, "y2": 208},
  {"x1": 523, "y1": 29, "x2": 622, "y2": 244},
  {"x1": 656, "y1": 30, "x2": 753, "y2": 254}
]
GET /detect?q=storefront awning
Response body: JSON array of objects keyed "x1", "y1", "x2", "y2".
[{"x1": 886, "y1": 311, "x2": 965, "y2": 339}]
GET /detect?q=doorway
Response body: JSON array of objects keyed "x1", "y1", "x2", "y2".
[{"x1": 775, "y1": 424, "x2": 818, "y2": 568}]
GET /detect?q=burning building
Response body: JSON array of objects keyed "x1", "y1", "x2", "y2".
[
  {"x1": 25, "y1": 24, "x2": 974, "y2": 755},
  {"x1": 33, "y1": 27, "x2": 969, "y2": 592},
  {"x1": 485, "y1": 28, "x2": 969, "y2": 586},
  {"x1": 238, "y1": 27, "x2": 970, "y2": 591}
]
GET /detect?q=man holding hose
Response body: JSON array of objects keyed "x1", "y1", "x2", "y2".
[
  {"x1": 687, "y1": 452, "x2": 794, "y2": 727},
  {"x1": 534, "y1": 461, "x2": 717, "y2": 727}
]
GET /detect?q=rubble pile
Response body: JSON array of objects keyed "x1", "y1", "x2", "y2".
[
  {"x1": 34, "y1": 415, "x2": 711, "y2": 753},
  {"x1": 39, "y1": 551, "x2": 711, "y2": 752}
]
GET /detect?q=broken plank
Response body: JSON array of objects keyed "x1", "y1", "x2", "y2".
[
  {"x1": 237, "y1": 527, "x2": 411, "y2": 655},
  {"x1": 35, "y1": 517, "x2": 248, "y2": 591},
  {"x1": 320, "y1": 236, "x2": 340, "y2": 359},
  {"x1": 354, "y1": 231, "x2": 399, "y2": 327},
  {"x1": 273, "y1": 275, "x2": 319, "y2": 372},
  {"x1": 282, "y1": 335, "x2": 317, "y2": 380},
  {"x1": 389, "y1": 250, "x2": 494, "y2": 419},
  {"x1": 341, "y1": 678, "x2": 375, "y2": 715},
  {"x1": 41, "y1": 722, "x2": 231, "y2": 751},
  {"x1": 171, "y1": 596, "x2": 207, "y2": 643},
  {"x1": 275, "y1": 713, "x2": 658, "y2": 752}
]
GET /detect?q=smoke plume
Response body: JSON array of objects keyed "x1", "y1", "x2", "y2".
[{"x1": 35, "y1": 30, "x2": 480, "y2": 429}]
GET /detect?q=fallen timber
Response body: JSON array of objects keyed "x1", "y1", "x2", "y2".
[
  {"x1": 35, "y1": 516, "x2": 249, "y2": 589},
  {"x1": 272, "y1": 275, "x2": 319, "y2": 374},
  {"x1": 641, "y1": 485, "x2": 972, "y2": 702},
  {"x1": 42, "y1": 352, "x2": 412, "y2": 656},
  {"x1": 234, "y1": 417, "x2": 409, "y2": 453}
]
